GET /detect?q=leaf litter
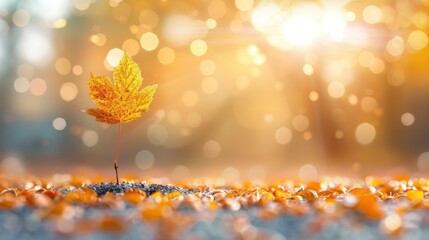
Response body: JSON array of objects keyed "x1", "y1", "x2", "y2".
[{"x1": 1, "y1": 175, "x2": 429, "y2": 239}]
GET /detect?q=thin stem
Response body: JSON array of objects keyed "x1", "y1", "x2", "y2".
[{"x1": 114, "y1": 122, "x2": 122, "y2": 185}]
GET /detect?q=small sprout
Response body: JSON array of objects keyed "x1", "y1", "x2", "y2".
[{"x1": 86, "y1": 52, "x2": 158, "y2": 184}]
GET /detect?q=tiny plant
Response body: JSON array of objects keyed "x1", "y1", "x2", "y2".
[{"x1": 86, "y1": 52, "x2": 157, "y2": 184}]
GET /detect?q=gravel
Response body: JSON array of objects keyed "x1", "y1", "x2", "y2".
[{"x1": 85, "y1": 181, "x2": 195, "y2": 196}]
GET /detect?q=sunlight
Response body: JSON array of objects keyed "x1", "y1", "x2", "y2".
[
  {"x1": 322, "y1": 9, "x2": 348, "y2": 42},
  {"x1": 252, "y1": 2, "x2": 350, "y2": 49},
  {"x1": 282, "y1": 5, "x2": 320, "y2": 47}
]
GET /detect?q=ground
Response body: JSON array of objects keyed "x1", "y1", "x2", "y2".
[{"x1": 0, "y1": 176, "x2": 428, "y2": 239}]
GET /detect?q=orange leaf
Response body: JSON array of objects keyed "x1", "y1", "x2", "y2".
[{"x1": 86, "y1": 52, "x2": 157, "y2": 124}]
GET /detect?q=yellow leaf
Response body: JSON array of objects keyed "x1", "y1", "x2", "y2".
[
  {"x1": 86, "y1": 52, "x2": 157, "y2": 124},
  {"x1": 406, "y1": 190, "x2": 424, "y2": 201}
]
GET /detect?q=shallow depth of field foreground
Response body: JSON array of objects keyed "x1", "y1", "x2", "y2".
[
  {"x1": 1, "y1": 0, "x2": 429, "y2": 239},
  {"x1": 1, "y1": 175, "x2": 429, "y2": 239}
]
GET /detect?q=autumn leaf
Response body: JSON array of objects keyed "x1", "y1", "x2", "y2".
[{"x1": 86, "y1": 52, "x2": 157, "y2": 124}]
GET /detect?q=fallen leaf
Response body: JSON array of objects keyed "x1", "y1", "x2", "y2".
[
  {"x1": 98, "y1": 216, "x2": 127, "y2": 234},
  {"x1": 406, "y1": 190, "x2": 424, "y2": 201}
]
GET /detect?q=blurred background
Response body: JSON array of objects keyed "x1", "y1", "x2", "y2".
[{"x1": 0, "y1": 0, "x2": 429, "y2": 181}]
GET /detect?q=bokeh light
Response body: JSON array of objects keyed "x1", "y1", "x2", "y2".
[
  {"x1": 135, "y1": 150, "x2": 155, "y2": 170},
  {"x1": 55, "y1": 58, "x2": 72, "y2": 75},
  {"x1": 417, "y1": 152, "x2": 429, "y2": 171},
  {"x1": 2, "y1": 3, "x2": 429, "y2": 239},
  {"x1": 12, "y1": 9, "x2": 30, "y2": 27},
  {"x1": 1, "y1": 156, "x2": 25, "y2": 177},
  {"x1": 60, "y1": 82, "x2": 78, "y2": 102},
  {"x1": 1, "y1": 0, "x2": 429, "y2": 178},
  {"x1": 355, "y1": 123, "x2": 376, "y2": 145},
  {"x1": 203, "y1": 140, "x2": 221, "y2": 158},
  {"x1": 73, "y1": 0, "x2": 92, "y2": 11},
  {"x1": 157, "y1": 47, "x2": 175, "y2": 65},
  {"x1": 82, "y1": 130, "x2": 99, "y2": 147},
  {"x1": 235, "y1": 0, "x2": 254, "y2": 12},
  {"x1": 401, "y1": 113, "x2": 415, "y2": 126},
  {"x1": 52, "y1": 118, "x2": 67, "y2": 131},
  {"x1": 140, "y1": 32, "x2": 159, "y2": 51},
  {"x1": 29, "y1": 78, "x2": 47, "y2": 96},
  {"x1": 275, "y1": 127, "x2": 292, "y2": 145},
  {"x1": 309, "y1": 91, "x2": 319, "y2": 102},
  {"x1": 72, "y1": 65, "x2": 83, "y2": 76},
  {"x1": 90, "y1": 33, "x2": 107, "y2": 46},
  {"x1": 122, "y1": 38, "x2": 140, "y2": 56},
  {"x1": 382, "y1": 214, "x2": 402, "y2": 234},
  {"x1": 362, "y1": 5, "x2": 382, "y2": 24},
  {"x1": 199, "y1": 59, "x2": 216, "y2": 76},
  {"x1": 17, "y1": 29, "x2": 53, "y2": 65},
  {"x1": 408, "y1": 30, "x2": 428, "y2": 51},
  {"x1": 106, "y1": 48, "x2": 124, "y2": 68},
  {"x1": 14, "y1": 77, "x2": 30, "y2": 93},
  {"x1": 328, "y1": 81, "x2": 345, "y2": 99},
  {"x1": 292, "y1": 115, "x2": 310, "y2": 132},
  {"x1": 190, "y1": 39, "x2": 208, "y2": 57}
]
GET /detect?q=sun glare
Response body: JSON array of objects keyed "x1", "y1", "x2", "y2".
[
  {"x1": 252, "y1": 2, "x2": 349, "y2": 49},
  {"x1": 282, "y1": 6, "x2": 319, "y2": 47}
]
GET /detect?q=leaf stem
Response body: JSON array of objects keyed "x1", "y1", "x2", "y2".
[{"x1": 114, "y1": 122, "x2": 122, "y2": 185}]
